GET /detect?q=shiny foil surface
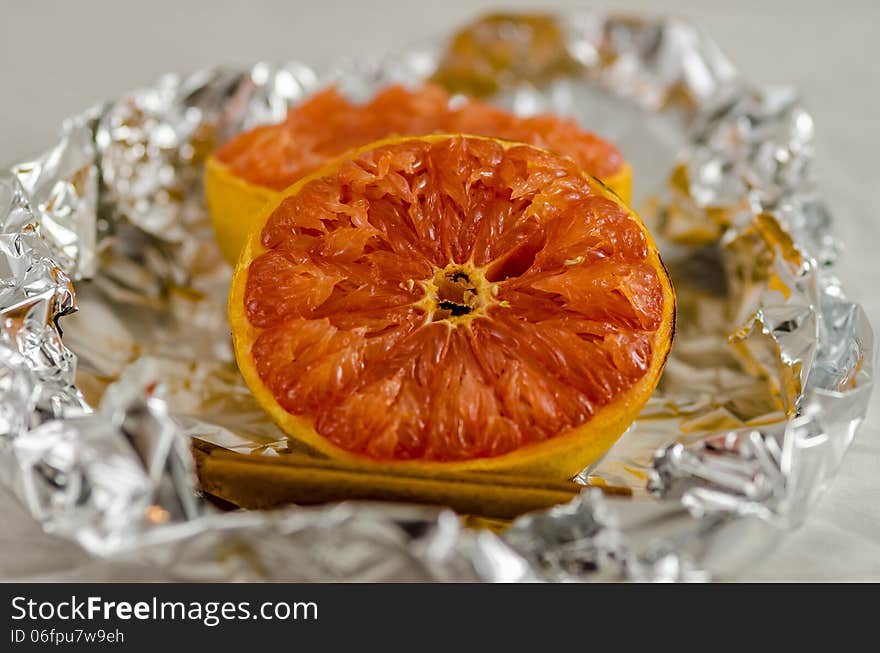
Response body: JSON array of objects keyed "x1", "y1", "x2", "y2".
[{"x1": 0, "y1": 11, "x2": 873, "y2": 581}]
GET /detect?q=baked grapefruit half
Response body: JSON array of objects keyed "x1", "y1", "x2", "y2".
[
  {"x1": 229, "y1": 135, "x2": 673, "y2": 479},
  {"x1": 208, "y1": 84, "x2": 632, "y2": 264}
]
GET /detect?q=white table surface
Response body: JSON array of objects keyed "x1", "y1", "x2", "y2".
[{"x1": 1, "y1": 0, "x2": 877, "y2": 581}]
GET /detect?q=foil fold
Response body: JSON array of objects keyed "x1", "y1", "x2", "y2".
[{"x1": 0, "y1": 10, "x2": 874, "y2": 581}]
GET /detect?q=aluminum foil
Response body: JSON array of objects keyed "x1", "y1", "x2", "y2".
[{"x1": 0, "y1": 11, "x2": 873, "y2": 581}]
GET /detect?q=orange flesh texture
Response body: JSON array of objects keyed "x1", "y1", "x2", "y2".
[
  {"x1": 241, "y1": 136, "x2": 665, "y2": 463},
  {"x1": 215, "y1": 84, "x2": 625, "y2": 192}
]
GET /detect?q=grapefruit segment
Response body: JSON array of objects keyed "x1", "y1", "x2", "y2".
[
  {"x1": 230, "y1": 135, "x2": 674, "y2": 478},
  {"x1": 208, "y1": 84, "x2": 632, "y2": 264}
]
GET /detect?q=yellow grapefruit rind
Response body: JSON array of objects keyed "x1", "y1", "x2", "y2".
[
  {"x1": 228, "y1": 135, "x2": 673, "y2": 479},
  {"x1": 602, "y1": 162, "x2": 632, "y2": 205},
  {"x1": 207, "y1": 156, "x2": 633, "y2": 266},
  {"x1": 205, "y1": 156, "x2": 278, "y2": 265}
]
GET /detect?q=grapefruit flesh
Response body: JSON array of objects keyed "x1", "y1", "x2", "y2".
[
  {"x1": 216, "y1": 84, "x2": 625, "y2": 190},
  {"x1": 209, "y1": 84, "x2": 631, "y2": 264},
  {"x1": 230, "y1": 135, "x2": 673, "y2": 478}
]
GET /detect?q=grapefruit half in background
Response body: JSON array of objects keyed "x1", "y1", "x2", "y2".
[{"x1": 207, "y1": 84, "x2": 632, "y2": 264}]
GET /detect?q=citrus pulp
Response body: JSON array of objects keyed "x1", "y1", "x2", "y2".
[
  {"x1": 208, "y1": 84, "x2": 631, "y2": 264},
  {"x1": 229, "y1": 135, "x2": 673, "y2": 478}
]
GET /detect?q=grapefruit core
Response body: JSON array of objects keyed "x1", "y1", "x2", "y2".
[
  {"x1": 208, "y1": 84, "x2": 632, "y2": 264},
  {"x1": 229, "y1": 135, "x2": 674, "y2": 479}
]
